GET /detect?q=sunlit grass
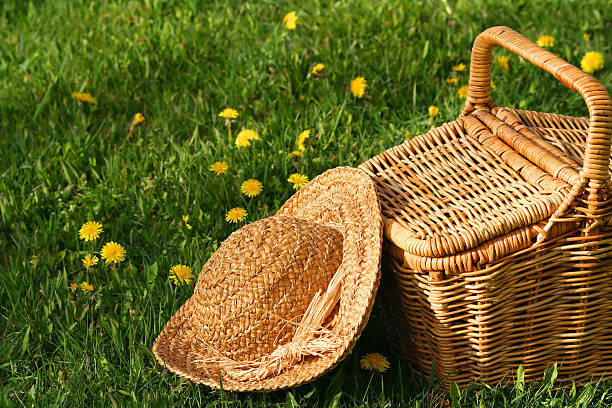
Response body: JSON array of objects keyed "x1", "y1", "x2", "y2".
[{"x1": 1, "y1": 0, "x2": 611, "y2": 406}]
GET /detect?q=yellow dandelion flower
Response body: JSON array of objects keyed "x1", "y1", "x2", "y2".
[
  {"x1": 79, "y1": 221, "x2": 103, "y2": 242},
  {"x1": 581, "y1": 51, "x2": 604, "y2": 74},
  {"x1": 235, "y1": 132, "x2": 251, "y2": 147},
  {"x1": 496, "y1": 55, "x2": 510, "y2": 71},
  {"x1": 288, "y1": 173, "x2": 309, "y2": 190},
  {"x1": 133, "y1": 113, "x2": 145, "y2": 125},
  {"x1": 452, "y1": 63, "x2": 466, "y2": 72},
  {"x1": 428, "y1": 105, "x2": 439, "y2": 118},
  {"x1": 282, "y1": 11, "x2": 298, "y2": 30},
  {"x1": 80, "y1": 281, "x2": 95, "y2": 293},
  {"x1": 100, "y1": 241, "x2": 126, "y2": 264},
  {"x1": 288, "y1": 150, "x2": 303, "y2": 158},
  {"x1": 70, "y1": 283, "x2": 78, "y2": 292},
  {"x1": 536, "y1": 35, "x2": 554, "y2": 48},
  {"x1": 82, "y1": 254, "x2": 99, "y2": 268},
  {"x1": 312, "y1": 63, "x2": 325, "y2": 75},
  {"x1": 297, "y1": 130, "x2": 310, "y2": 151},
  {"x1": 456, "y1": 85, "x2": 469, "y2": 99},
  {"x1": 71, "y1": 92, "x2": 97, "y2": 104},
  {"x1": 491, "y1": 80, "x2": 496, "y2": 89},
  {"x1": 226, "y1": 207, "x2": 248, "y2": 223},
  {"x1": 169, "y1": 264, "x2": 195, "y2": 286},
  {"x1": 209, "y1": 161, "x2": 228, "y2": 175},
  {"x1": 241, "y1": 179, "x2": 263, "y2": 198},
  {"x1": 360, "y1": 353, "x2": 390, "y2": 373},
  {"x1": 235, "y1": 129, "x2": 260, "y2": 147},
  {"x1": 403, "y1": 129, "x2": 412, "y2": 139},
  {"x1": 583, "y1": 33, "x2": 592, "y2": 41},
  {"x1": 182, "y1": 215, "x2": 192, "y2": 230},
  {"x1": 218, "y1": 108, "x2": 239, "y2": 119},
  {"x1": 350, "y1": 77, "x2": 367, "y2": 98},
  {"x1": 446, "y1": 77, "x2": 458, "y2": 85}
]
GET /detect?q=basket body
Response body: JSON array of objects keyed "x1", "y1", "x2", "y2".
[{"x1": 360, "y1": 27, "x2": 612, "y2": 386}]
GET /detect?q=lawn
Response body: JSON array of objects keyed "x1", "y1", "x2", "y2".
[{"x1": 1, "y1": 0, "x2": 612, "y2": 406}]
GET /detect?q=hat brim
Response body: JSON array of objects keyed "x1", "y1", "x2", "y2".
[{"x1": 152, "y1": 167, "x2": 382, "y2": 391}]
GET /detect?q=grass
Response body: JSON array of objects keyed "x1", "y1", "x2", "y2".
[{"x1": 1, "y1": 0, "x2": 612, "y2": 406}]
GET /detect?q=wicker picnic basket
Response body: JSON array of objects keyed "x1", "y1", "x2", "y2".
[{"x1": 360, "y1": 26, "x2": 612, "y2": 386}]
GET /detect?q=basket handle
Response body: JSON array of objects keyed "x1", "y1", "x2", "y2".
[{"x1": 462, "y1": 26, "x2": 612, "y2": 186}]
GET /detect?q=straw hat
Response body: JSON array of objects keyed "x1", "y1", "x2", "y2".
[{"x1": 152, "y1": 167, "x2": 382, "y2": 392}]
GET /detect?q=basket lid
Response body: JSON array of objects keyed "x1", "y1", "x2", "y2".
[{"x1": 360, "y1": 107, "x2": 582, "y2": 259}]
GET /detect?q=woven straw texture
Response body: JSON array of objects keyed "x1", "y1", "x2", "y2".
[
  {"x1": 360, "y1": 26, "x2": 612, "y2": 386},
  {"x1": 152, "y1": 167, "x2": 382, "y2": 391}
]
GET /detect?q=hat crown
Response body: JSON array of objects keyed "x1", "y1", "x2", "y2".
[{"x1": 190, "y1": 216, "x2": 343, "y2": 361}]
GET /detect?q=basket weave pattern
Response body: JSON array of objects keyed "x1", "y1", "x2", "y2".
[{"x1": 360, "y1": 27, "x2": 612, "y2": 385}]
